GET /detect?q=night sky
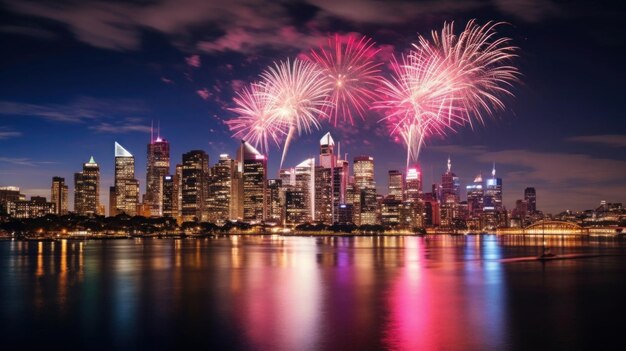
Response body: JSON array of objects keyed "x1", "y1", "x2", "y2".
[{"x1": 1, "y1": 0, "x2": 625, "y2": 214}]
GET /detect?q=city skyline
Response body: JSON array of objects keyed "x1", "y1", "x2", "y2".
[{"x1": 0, "y1": 0, "x2": 625, "y2": 214}]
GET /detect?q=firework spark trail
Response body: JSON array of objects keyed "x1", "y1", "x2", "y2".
[
  {"x1": 258, "y1": 58, "x2": 333, "y2": 168},
  {"x1": 375, "y1": 20, "x2": 519, "y2": 168},
  {"x1": 226, "y1": 83, "x2": 287, "y2": 154},
  {"x1": 305, "y1": 34, "x2": 383, "y2": 125}
]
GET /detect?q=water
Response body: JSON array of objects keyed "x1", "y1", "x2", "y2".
[{"x1": 1, "y1": 235, "x2": 626, "y2": 350}]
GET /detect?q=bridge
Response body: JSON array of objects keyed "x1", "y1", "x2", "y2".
[{"x1": 497, "y1": 220, "x2": 590, "y2": 235}]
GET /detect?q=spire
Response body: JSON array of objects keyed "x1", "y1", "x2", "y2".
[
  {"x1": 492, "y1": 162, "x2": 496, "y2": 178},
  {"x1": 88, "y1": 156, "x2": 96, "y2": 164},
  {"x1": 150, "y1": 120, "x2": 154, "y2": 143},
  {"x1": 115, "y1": 142, "x2": 133, "y2": 158},
  {"x1": 447, "y1": 156, "x2": 451, "y2": 173},
  {"x1": 157, "y1": 120, "x2": 161, "y2": 140}
]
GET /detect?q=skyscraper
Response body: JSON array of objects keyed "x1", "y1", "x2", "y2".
[
  {"x1": 440, "y1": 157, "x2": 460, "y2": 227},
  {"x1": 266, "y1": 179, "x2": 283, "y2": 224},
  {"x1": 524, "y1": 187, "x2": 537, "y2": 214},
  {"x1": 404, "y1": 165, "x2": 422, "y2": 203},
  {"x1": 162, "y1": 175, "x2": 176, "y2": 218},
  {"x1": 74, "y1": 156, "x2": 100, "y2": 216},
  {"x1": 238, "y1": 141, "x2": 266, "y2": 223},
  {"x1": 295, "y1": 157, "x2": 315, "y2": 222},
  {"x1": 388, "y1": 170, "x2": 404, "y2": 200},
  {"x1": 208, "y1": 154, "x2": 236, "y2": 222},
  {"x1": 315, "y1": 166, "x2": 333, "y2": 223},
  {"x1": 51, "y1": 176, "x2": 68, "y2": 215},
  {"x1": 466, "y1": 174, "x2": 484, "y2": 217},
  {"x1": 112, "y1": 142, "x2": 139, "y2": 216},
  {"x1": 181, "y1": 150, "x2": 209, "y2": 222},
  {"x1": 483, "y1": 163, "x2": 504, "y2": 228},
  {"x1": 353, "y1": 156, "x2": 377, "y2": 225},
  {"x1": 145, "y1": 130, "x2": 170, "y2": 217}
]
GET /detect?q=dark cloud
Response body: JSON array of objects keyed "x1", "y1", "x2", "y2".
[
  {"x1": 0, "y1": 97, "x2": 147, "y2": 123},
  {"x1": 567, "y1": 135, "x2": 626, "y2": 148},
  {"x1": 4, "y1": 0, "x2": 574, "y2": 53}
]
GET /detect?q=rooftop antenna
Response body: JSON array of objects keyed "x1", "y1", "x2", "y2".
[{"x1": 157, "y1": 120, "x2": 161, "y2": 140}]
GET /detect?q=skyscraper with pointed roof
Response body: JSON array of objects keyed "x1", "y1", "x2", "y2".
[
  {"x1": 295, "y1": 157, "x2": 315, "y2": 222},
  {"x1": 145, "y1": 125, "x2": 170, "y2": 217},
  {"x1": 112, "y1": 142, "x2": 139, "y2": 216},
  {"x1": 74, "y1": 156, "x2": 100, "y2": 216}
]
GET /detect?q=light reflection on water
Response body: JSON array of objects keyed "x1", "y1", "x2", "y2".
[{"x1": 1, "y1": 235, "x2": 626, "y2": 350}]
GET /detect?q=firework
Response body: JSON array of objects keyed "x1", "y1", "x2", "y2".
[
  {"x1": 375, "y1": 20, "x2": 519, "y2": 167},
  {"x1": 258, "y1": 58, "x2": 333, "y2": 167},
  {"x1": 226, "y1": 83, "x2": 287, "y2": 154},
  {"x1": 305, "y1": 34, "x2": 382, "y2": 125}
]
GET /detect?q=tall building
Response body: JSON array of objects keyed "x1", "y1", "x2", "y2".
[
  {"x1": 388, "y1": 170, "x2": 404, "y2": 200},
  {"x1": 483, "y1": 164, "x2": 504, "y2": 228},
  {"x1": 51, "y1": 176, "x2": 68, "y2": 215},
  {"x1": 266, "y1": 179, "x2": 283, "y2": 224},
  {"x1": 0, "y1": 186, "x2": 23, "y2": 214},
  {"x1": 238, "y1": 141, "x2": 266, "y2": 223},
  {"x1": 162, "y1": 175, "x2": 176, "y2": 218},
  {"x1": 112, "y1": 142, "x2": 139, "y2": 216},
  {"x1": 440, "y1": 157, "x2": 460, "y2": 227},
  {"x1": 175, "y1": 164, "x2": 183, "y2": 221},
  {"x1": 145, "y1": 130, "x2": 170, "y2": 217},
  {"x1": 181, "y1": 150, "x2": 209, "y2": 222},
  {"x1": 74, "y1": 156, "x2": 100, "y2": 216},
  {"x1": 466, "y1": 174, "x2": 484, "y2": 217},
  {"x1": 295, "y1": 158, "x2": 315, "y2": 222},
  {"x1": 484, "y1": 164, "x2": 503, "y2": 212},
  {"x1": 353, "y1": 156, "x2": 377, "y2": 225},
  {"x1": 315, "y1": 166, "x2": 333, "y2": 223},
  {"x1": 524, "y1": 187, "x2": 537, "y2": 214},
  {"x1": 208, "y1": 154, "x2": 236, "y2": 222},
  {"x1": 404, "y1": 165, "x2": 422, "y2": 203},
  {"x1": 332, "y1": 157, "x2": 349, "y2": 223},
  {"x1": 315, "y1": 133, "x2": 335, "y2": 224}
]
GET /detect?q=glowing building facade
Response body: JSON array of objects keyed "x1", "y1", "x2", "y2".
[
  {"x1": 181, "y1": 150, "x2": 209, "y2": 222},
  {"x1": 239, "y1": 141, "x2": 266, "y2": 223},
  {"x1": 51, "y1": 176, "x2": 68, "y2": 215},
  {"x1": 145, "y1": 132, "x2": 170, "y2": 217},
  {"x1": 74, "y1": 156, "x2": 100, "y2": 216},
  {"x1": 112, "y1": 142, "x2": 139, "y2": 216}
]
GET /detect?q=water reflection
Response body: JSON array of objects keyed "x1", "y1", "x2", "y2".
[{"x1": 1, "y1": 236, "x2": 626, "y2": 350}]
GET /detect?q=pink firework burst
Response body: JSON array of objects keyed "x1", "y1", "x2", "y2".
[
  {"x1": 226, "y1": 83, "x2": 287, "y2": 155},
  {"x1": 258, "y1": 58, "x2": 333, "y2": 167},
  {"x1": 375, "y1": 20, "x2": 519, "y2": 167},
  {"x1": 305, "y1": 34, "x2": 383, "y2": 125}
]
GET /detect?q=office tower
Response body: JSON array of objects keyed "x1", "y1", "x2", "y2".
[
  {"x1": 524, "y1": 187, "x2": 537, "y2": 214},
  {"x1": 314, "y1": 133, "x2": 335, "y2": 224},
  {"x1": 285, "y1": 188, "x2": 307, "y2": 225},
  {"x1": 112, "y1": 142, "x2": 139, "y2": 216},
  {"x1": 315, "y1": 166, "x2": 333, "y2": 223},
  {"x1": 162, "y1": 175, "x2": 175, "y2": 218},
  {"x1": 238, "y1": 141, "x2": 266, "y2": 222},
  {"x1": 266, "y1": 179, "x2": 283, "y2": 224},
  {"x1": 51, "y1": 176, "x2": 68, "y2": 215},
  {"x1": 332, "y1": 157, "x2": 349, "y2": 223},
  {"x1": 208, "y1": 154, "x2": 236, "y2": 222},
  {"x1": 388, "y1": 170, "x2": 404, "y2": 200},
  {"x1": 145, "y1": 130, "x2": 170, "y2": 217},
  {"x1": 440, "y1": 157, "x2": 460, "y2": 227},
  {"x1": 295, "y1": 158, "x2": 315, "y2": 222},
  {"x1": 381, "y1": 198, "x2": 402, "y2": 226},
  {"x1": 0, "y1": 186, "x2": 23, "y2": 215},
  {"x1": 74, "y1": 156, "x2": 100, "y2": 216},
  {"x1": 353, "y1": 156, "x2": 377, "y2": 225},
  {"x1": 484, "y1": 164, "x2": 503, "y2": 212},
  {"x1": 175, "y1": 164, "x2": 183, "y2": 221},
  {"x1": 466, "y1": 174, "x2": 484, "y2": 217},
  {"x1": 404, "y1": 165, "x2": 422, "y2": 202},
  {"x1": 181, "y1": 150, "x2": 209, "y2": 222}
]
